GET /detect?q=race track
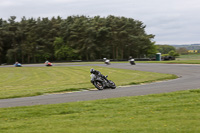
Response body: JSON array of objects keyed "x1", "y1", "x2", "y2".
[{"x1": 0, "y1": 63, "x2": 200, "y2": 108}]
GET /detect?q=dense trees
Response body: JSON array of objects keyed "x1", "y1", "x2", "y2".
[
  {"x1": 156, "y1": 45, "x2": 179, "y2": 57},
  {"x1": 176, "y1": 47, "x2": 188, "y2": 54},
  {"x1": 0, "y1": 15, "x2": 156, "y2": 64},
  {"x1": 156, "y1": 45, "x2": 176, "y2": 54}
]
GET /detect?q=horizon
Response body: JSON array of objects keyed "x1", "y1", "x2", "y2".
[{"x1": 157, "y1": 43, "x2": 200, "y2": 45}]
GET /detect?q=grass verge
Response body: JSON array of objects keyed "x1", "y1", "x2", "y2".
[
  {"x1": 136, "y1": 60, "x2": 200, "y2": 64},
  {"x1": 134, "y1": 54, "x2": 200, "y2": 64},
  {"x1": 0, "y1": 89, "x2": 199, "y2": 133},
  {"x1": 0, "y1": 66, "x2": 177, "y2": 99}
]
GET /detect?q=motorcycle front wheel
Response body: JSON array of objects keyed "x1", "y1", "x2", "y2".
[
  {"x1": 94, "y1": 81, "x2": 104, "y2": 90},
  {"x1": 109, "y1": 80, "x2": 116, "y2": 89}
]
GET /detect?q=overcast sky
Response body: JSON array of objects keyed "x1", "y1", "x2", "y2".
[{"x1": 0, "y1": 0, "x2": 200, "y2": 45}]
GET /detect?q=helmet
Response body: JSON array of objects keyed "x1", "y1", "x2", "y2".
[{"x1": 90, "y1": 68, "x2": 95, "y2": 73}]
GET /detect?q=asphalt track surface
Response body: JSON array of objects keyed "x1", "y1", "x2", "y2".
[{"x1": 0, "y1": 63, "x2": 200, "y2": 108}]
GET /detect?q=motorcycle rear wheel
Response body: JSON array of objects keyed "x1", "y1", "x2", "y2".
[{"x1": 94, "y1": 81, "x2": 104, "y2": 90}]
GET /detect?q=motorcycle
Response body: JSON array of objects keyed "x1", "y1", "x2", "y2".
[
  {"x1": 46, "y1": 62, "x2": 53, "y2": 66},
  {"x1": 45, "y1": 61, "x2": 53, "y2": 66},
  {"x1": 105, "y1": 59, "x2": 110, "y2": 65},
  {"x1": 130, "y1": 59, "x2": 136, "y2": 65},
  {"x1": 103, "y1": 58, "x2": 110, "y2": 65},
  {"x1": 14, "y1": 62, "x2": 22, "y2": 67},
  {"x1": 90, "y1": 73, "x2": 116, "y2": 90}
]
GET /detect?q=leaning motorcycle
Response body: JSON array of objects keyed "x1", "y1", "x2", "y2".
[
  {"x1": 90, "y1": 74, "x2": 116, "y2": 90},
  {"x1": 130, "y1": 59, "x2": 136, "y2": 65},
  {"x1": 46, "y1": 62, "x2": 53, "y2": 66},
  {"x1": 105, "y1": 60, "x2": 110, "y2": 65},
  {"x1": 14, "y1": 63, "x2": 22, "y2": 67}
]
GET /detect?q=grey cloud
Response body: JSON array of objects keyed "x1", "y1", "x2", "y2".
[{"x1": 0, "y1": 0, "x2": 200, "y2": 44}]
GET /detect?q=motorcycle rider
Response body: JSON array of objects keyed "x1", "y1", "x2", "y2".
[
  {"x1": 90, "y1": 68, "x2": 116, "y2": 89},
  {"x1": 14, "y1": 61, "x2": 22, "y2": 67},
  {"x1": 103, "y1": 58, "x2": 110, "y2": 65},
  {"x1": 45, "y1": 60, "x2": 52, "y2": 66},
  {"x1": 90, "y1": 68, "x2": 107, "y2": 85},
  {"x1": 129, "y1": 56, "x2": 135, "y2": 65},
  {"x1": 90, "y1": 68, "x2": 102, "y2": 77}
]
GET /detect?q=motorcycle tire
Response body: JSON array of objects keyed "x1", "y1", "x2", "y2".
[
  {"x1": 94, "y1": 81, "x2": 104, "y2": 90},
  {"x1": 109, "y1": 80, "x2": 116, "y2": 89},
  {"x1": 130, "y1": 62, "x2": 135, "y2": 65}
]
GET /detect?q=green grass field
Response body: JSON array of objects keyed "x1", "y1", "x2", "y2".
[
  {"x1": 136, "y1": 60, "x2": 200, "y2": 64},
  {"x1": 177, "y1": 53, "x2": 200, "y2": 60},
  {"x1": 0, "y1": 55, "x2": 199, "y2": 132},
  {"x1": 0, "y1": 89, "x2": 199, "y2": 133},
  {"x1": 0, "y1": 66, "x2": 177, "y2": 99}
]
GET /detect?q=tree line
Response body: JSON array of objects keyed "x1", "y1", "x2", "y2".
[{"x1": 0, "y1": 15, "x2": 156, "y2": 64}]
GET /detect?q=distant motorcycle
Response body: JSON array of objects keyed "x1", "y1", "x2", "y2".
[
  {"x1": 45, "y1": 61, "x2": 53, "y2": 66},
  {"x1": 103, "y1": 58, "x2": 110, "y2": 65},
  {"x1": 90, "y1": 68, "x2": 116, "y2": 90},
  {"x1": 46, "y1": 62, "x2": 53, "y2": 66},
  {"x1": 129, "y1": 59, "x2": 136, "y2": 65},
  {"x1": 105, "y1": 59, "x2": 110, "y2": 65},
  {"x1": 14, "y1": 62, "x2": 22, "y2": 67}
]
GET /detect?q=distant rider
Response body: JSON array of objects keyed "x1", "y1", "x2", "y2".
[
  {"x1": 103, "y1": 58, "x2": 110, "y2": 65},
  {"x1": 14, "y1": 61, "x2": 22, "y2": 67},
  {"x1": 45, "y1": 60, "x2": 52, "y2": 66}
]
